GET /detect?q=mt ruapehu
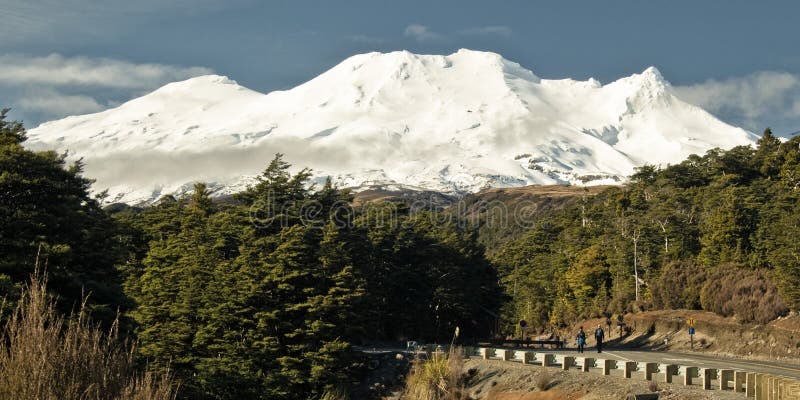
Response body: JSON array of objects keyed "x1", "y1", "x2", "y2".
[{"x1": 26, "y1": 49, "x2": 756, "y2": 204}]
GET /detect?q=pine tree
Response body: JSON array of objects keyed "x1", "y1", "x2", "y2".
[
  {"x1": 132, "y1": 184, "x2": 220, "y2": 390},
  {"x1": 564, "y1": 244, "x2": 610, "y2": 317},
  {"x1": 0, "y1": 110, "x2": 125, "y2": 324},
  {"x1": 755, "y1": 128, "x2": 782, "y2": 177}
]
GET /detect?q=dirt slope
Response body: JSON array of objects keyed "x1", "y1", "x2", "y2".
[{"x1": 567, "y1": 310, "x2": 800, "y2": 363}]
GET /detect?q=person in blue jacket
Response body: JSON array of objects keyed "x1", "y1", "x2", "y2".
[
  {"x1": 595, "y1": 324, "x2": 605, "y2": 353},
  {"x1": 576, "y1": 326, "x2": 586, "y2": 353}
]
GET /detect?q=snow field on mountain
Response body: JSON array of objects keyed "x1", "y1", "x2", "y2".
[{"x1": 27, "y1": 49, "x2": 757, "y2": 204}]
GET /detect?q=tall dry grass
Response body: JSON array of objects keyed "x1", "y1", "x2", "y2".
[
  {"x1": 402, "y1": 346, "x2": 469, "y2": 400},
  {"x1": 0, "y1": 273, "x2": 177, "y2": 400},
  {"x1": 484, "y1": 391, "x2": 568, "y2": 400},
  {"x1": 319, "y1": 386, "x2": 350, "y2": 400}
]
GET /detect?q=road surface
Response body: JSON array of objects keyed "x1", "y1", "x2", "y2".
[{"x1": 356, "y1": 345, "x2": 800, "y2": 380}]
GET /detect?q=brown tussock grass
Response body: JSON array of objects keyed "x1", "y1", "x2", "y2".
[
  {"x1": 485, "y1": 390, "x2": 570, "y2": 400},
  {"x1": 403, "y1": 346, "x2": 470, "y2": 400},
  {"x1": 0, "y1": 272, "x2": 177, "y2": 400}
]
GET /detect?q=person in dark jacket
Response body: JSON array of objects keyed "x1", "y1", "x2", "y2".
[
  {"x1": 595, "y1": 325, "x2": 605, "y2": 353},
  {"x1": 576, "y1": 326, "x2": 586, "y2": 353}
]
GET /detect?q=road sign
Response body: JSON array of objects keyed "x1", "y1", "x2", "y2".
[
  {"x1": 519, "y1": 320, "x2": 527, "y2": 328},
  {"x1": 689, "y1": 327, "x2": 695, "y2": 335},
  {"x1": 687, "y1": 318, "x2": 695, "y2": 327}
]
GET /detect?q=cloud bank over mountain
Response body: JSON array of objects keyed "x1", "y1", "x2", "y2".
[{"x1": 0, "y1": 53, "x2": 212, "y2": 124}]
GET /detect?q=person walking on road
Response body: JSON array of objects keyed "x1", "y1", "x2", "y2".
[
  {"x1": 595, "y1": 324, "x2": 605, "y2": 353},
  {"x1": 576, "y1": 326, "x2": 586, "y2": 353}
]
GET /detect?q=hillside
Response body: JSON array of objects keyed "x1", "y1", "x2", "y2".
[
  {"x1": 488, "y1": 130, "x2": 800, "y2": 341},
  {"x1": 456, "y1": 185, "x2": 610, "y2": 253},
  {"x1": 571, "y1": 310, "x2": 800, "y2": 363}
]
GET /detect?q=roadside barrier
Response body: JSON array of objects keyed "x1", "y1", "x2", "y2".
[{"x1": 448, "y1": 346, "x2": 800, "y2": 400}]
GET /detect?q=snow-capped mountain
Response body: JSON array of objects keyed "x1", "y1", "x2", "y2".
[{"x1": 26, "y1": 49, "x2": 757, "y2": 204}]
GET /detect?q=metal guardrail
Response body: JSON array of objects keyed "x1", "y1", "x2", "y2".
[{"x1": 421, "y1": 345, "x2": 800, "y2": 400}]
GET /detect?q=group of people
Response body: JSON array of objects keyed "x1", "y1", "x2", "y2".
[{"x1": 575, "y1": 325, "x2": 604, "y2": 353}]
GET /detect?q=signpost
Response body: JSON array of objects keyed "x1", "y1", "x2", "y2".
[
  {"x1": 519, "y1": 320, "x2": 527, "y2": 340},
  {"x1": 687, "y1": 318, "x2": 696, "y2": 349}
]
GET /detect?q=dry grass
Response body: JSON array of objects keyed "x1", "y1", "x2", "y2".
[
  {"x1": 485, "y1": 391, "x2": 568, "y2": 400},
  {"x1": 0, "y1": 273, "x2": 177, "y2": 400},
  {"x1": 534, "y1": 370, "x2": 553, "y2": 392},
  {"x1": 319, "y1": 386, "x2": 350, "y2": 400},
  {"x1": 402, "y1": 347, "x2": 469, "y2": 400}
]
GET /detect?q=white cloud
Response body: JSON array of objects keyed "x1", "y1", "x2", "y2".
[
  {"x1": 459, "y1": 26, "x2": 512, "y2": 36},
  {"x1": 674, "y1": 71, "x2": 800, "y2": 134},
  {"x1": 0, "y1": 54, "x2": 213, "y2": 89},
  {"x1": 403, "y1": 24, "x2": 441, "y2": 41},
  {"x1": 0, "y1": 53, "x2": 213, "y2": 125},
  {"x1": 674, "y1": 71, "x2": 800, "y2": 120},
  {"x1": 17, "y1": 89, "x2": 104, "y2": 116}
]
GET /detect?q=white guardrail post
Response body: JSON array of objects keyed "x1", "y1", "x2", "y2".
[
  {"x1": 542, "y1": 353, "x2": 556, "y2": 367},
  {"x1": 602, "y1": 359, "x2": 616, "y2": 376},
  {"x1": 579, "y1": 357, "x2": 594, "y2": 372},
  {"x1": 562, "y1": 355, "x2": 575, "y2": 370},
  {"x1": 624, "y1": 361, "x2": 638, "y2": 379},
  {"x1": 719, "y1": 369, "x2": 734, "y2": 390},
  {"x1": 702, "y1": 368, "x2": 717, "y2": 390},
  {"x1": 756, "y1": 373, "x2": 766, "y2": 400},
  {"x1": 679, "y1": 366, "x2": 699, "y2": 386},
  {"x1": 746, "y1": 372, "x2": 757, "y2": 398},
  {"x1": 519, "y1": 351, "x2": 535, "y2": 365},
  {"x1": 642, "y1": 362, "x2": 658, "y2": 381},
  {"x1": 661, "y1": 364, "x2": 678, "y2": 383},
  {"x1": 734, "y1": 371, "x2": 746, "y2": 393},
  {"x1": 479, "y1": 347, "x2": 493, "y2": 360}
]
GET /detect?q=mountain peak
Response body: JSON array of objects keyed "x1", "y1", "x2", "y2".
[
  {"x1": 633, "y1": 66, "x2": 670, "y2": 89},
  {"x1": 453, "y1": 48, "x2": 503, "y2": 60},
  {"x1": 154, "y1": 74, "x2": 241, "y2": 92},
  {"x1": 330, "y1": 49, "x2": 539, "y2": 83},
  {"x1": 641, "y1": 66, "x2": 664, "y2": 80},
  {"x1": 604, "y1": 66, "x2": 671, "y2": 104},
  {"x1": 26, "y1": 50, "x2": 755, "y2": 205},
  {"x1": 642, "y1": 67, "x2": 672, "y2": 93}
]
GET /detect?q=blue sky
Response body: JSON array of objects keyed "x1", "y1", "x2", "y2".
[{"x1": 2, "y1": 0, "x2": 799, "y2": 135}]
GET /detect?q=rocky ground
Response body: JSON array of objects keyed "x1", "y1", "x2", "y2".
[{"x1": 461, "y1": 358, "x2": 744, "y2": 400}]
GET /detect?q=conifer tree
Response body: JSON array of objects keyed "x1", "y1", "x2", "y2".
[
  {"x1": 755, "y1": 128, "x2": 782, "y2": 177},
  {"x1": 0, "y1": 109, "x2": 125, "y2": 323}
]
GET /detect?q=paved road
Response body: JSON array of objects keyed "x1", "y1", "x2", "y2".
[
  {"x1": 527, "y1": 347, "x2": 800, "y2": 380},
  {"x1": 356, "y1": 345, "x2": 800, "y2": 380}
]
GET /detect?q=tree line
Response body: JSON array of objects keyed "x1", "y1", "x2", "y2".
[{"x1": 491, "y1": 129, "x2": 800, "y2": 331}]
